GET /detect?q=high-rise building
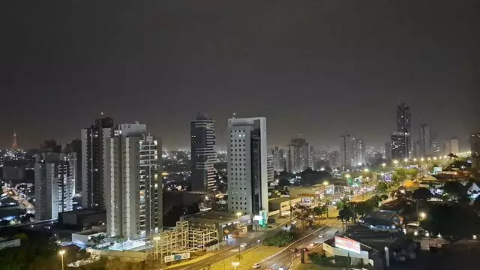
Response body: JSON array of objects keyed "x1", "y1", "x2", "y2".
[
  {"x1": 449, "y1": 137, "x2": 459, "y2": 155},
  {"x1": 190, "y1": 114, "x2": 217, "y2": 192},
  {"x1": 34, "y1": 152, "x2": 76, "y2": 221},
  {"x1": 471, "y1": 133, "x2": 480, "y2": 175},
  {"x1": 65, "y1": 139, "x2": 82, "y2": 193},
  {"x1": 288, "y1": 137, "x2": 310, "y2": 173},
  {"x1": 227, "y1": 117, "x2": 268, "y2": 216},
  {"x1": 104, "y1": 122, "x2": 162, "y2": 240},
  {"x1": 340, "y1": 135, "x2": 354, "y2": 169},
  {"x1": 81, "y1": 117, "x2": 114, "y2": 210},
  {"x1": 309, "y1": 146, "x2": 315, "y2": 169},
  {"x1": 419, "y1": 124, "x2": 432, "y2": 156},
  {"x1": 397, "y1": 103, "x2": 411, "y2": 133},
  {"x1": 271, "y1": 146, "x2": 285, "y2": 172},
  {"x1": 41, "y1": 139, "x2": 62, "y2": 153},
  {"x1": 352, "y1": 138, "x2": 366, "y2": 166},
  {"x1": 395, "y1": 103, "x2": 411, "y2": 158},
  {"x1": 328, "y1": 150, "x2": 341, "y2": 168},
  {"x1": 431, "y1": 132, "x2": 441, "y2": 155},
  {"x1": 384, "y1": 142, "x2": 392, "y2": 160},
  {"x1": 267, "y1": 155, "x2": 275, "y2": 183},
  {"x1": 391, "y1": 132, "x2": 409, "y2": 160}
]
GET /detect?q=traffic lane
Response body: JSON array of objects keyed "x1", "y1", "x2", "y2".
[{"x1": 259, "y1": 227, "x2": 339, "y2": 270}]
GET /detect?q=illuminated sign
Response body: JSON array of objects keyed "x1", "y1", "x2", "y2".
[{"x1": 335, "y1": 237, "x2": 360, "y2": 254}]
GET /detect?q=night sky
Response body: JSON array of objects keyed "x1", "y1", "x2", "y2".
[{"x1": 1, "y1": 0, "x2": 478, "y2": 150}]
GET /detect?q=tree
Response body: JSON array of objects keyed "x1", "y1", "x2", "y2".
[
  {"x1": 278, "y1": 178, "x2": 291, "y2": 187},
  {"x1": 325, "y1": 200, "x2": 331, "y2": 218},
  {"x1": 421, "y1": 204, "x2": 480, "y2": 242},
  {"x1": 443, "y1": 181, "x2": 467, "y2": 199},
  {"x1": 376, "y1": 182, "x2": 388, "y2": 193},
  {"x1": 474, "y1": 195, "x2": 480, "y2": 211},
  {"x1": 292, "y1": 204, "x2": 314, "y2": 229},
  {"x1": 313, "y1": 206, "x2": 327, "y2": 219},
  {"x1": 380, "y1": 194, "x2": 389, "y2": 201},
  {"x1": 263, "y1": 231, "x2": 296, "y2": 247},
  {"x1": 337, "y1": 206, "x2": 355, "y2": 230},
  {"x1": 412, "y1": 187, "x2": 432, "y2": 201}
]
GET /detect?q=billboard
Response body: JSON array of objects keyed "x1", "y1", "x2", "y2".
[
  {"x1": 335, "y1": 236, "x2": 360, "y2": 254},
  {"x1": 164, "y1": 253, "x2": 190, "y2": 263}
]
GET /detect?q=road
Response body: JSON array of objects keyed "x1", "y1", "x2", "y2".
[
  {"x1": 168, "y1": 224, "x2": 288, "y2": 270},
  {"x1": 259, "y1": 226, "x2": 340, "y2": 270}
]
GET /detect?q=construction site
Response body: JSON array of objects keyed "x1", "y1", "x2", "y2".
[{"x1": 150, "y1": 220, "x2": 219, "y2": 265}]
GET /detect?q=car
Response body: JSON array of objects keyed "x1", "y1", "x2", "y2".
[
  {"x1": 290, "y1": 247, "x2": 298, "y2": 253},
  {"x1": 252, "y1": 263, "x2": 261, "y2": 269},
  {"x1": 318, "y1": 234, "x2": 324, "y2": 238},
  {"x1": 309, "y1": 242, "x2": 315, "y2": 247},
  {"x1": 240, "y1": 243, "x2": 248, "y2": 248}
]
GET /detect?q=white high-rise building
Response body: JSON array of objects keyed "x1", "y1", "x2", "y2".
[
  {"x1": 267, "y1": 154, "x2": 275, "y2": 183},
  {"x1": 104, "y1": 122, "x2": 163, "y2": 240},
  {"x1": 34, "y1": 152, "x2": 76, "y2": 221},
  {"x1": 227, "y1": 117, "x2": 268, "y2": 216}
]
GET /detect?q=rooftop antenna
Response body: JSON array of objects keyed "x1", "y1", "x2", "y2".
[{"x1": 232, "y1": 112, "x2": 236, "y2": 118}]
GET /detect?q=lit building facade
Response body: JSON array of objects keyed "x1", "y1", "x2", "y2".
[
  {"x1": 391, "y1": 132, "x2": 409, "y2": 160},
  {"x1": 81, "y1": 117, "x2": 114, "y2": 210},
  {"x1": 104, "y1": 122, "x2": 163, "y2": 240},
  {"x1": 267, "y1": 154, "x2": 275, "y2": 183},
  {"x1": 419, "y1": 124, "x2": 432, "y2": 156},
  {"x1": 34, "y1": 152, "x2": 76, "y2": 221},
  {"x1": 227, "y1": 117, "x2": 268, "y2": 216},
  {"x1": 471, "y1": 133, "x2": 480, "y2": 175},
  {"x1": 190, "y1": 114, "x2": 217, "y2": 192},
  {"x1": 288, "y1": 137, "x2": 311, "y2": 173}
]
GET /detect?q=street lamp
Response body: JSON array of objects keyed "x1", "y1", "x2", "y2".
[
  {"x1": 323, "y1": 181, "x2": 329, "y2": 186},
  {"x1": 363, "y1": 168, "x2": 369, "y2": 173},
  {"x1": 420, "y1": 157, "x2": 425, "y2": 162},
  {"x1": 404, "y1": 158, "x2": 408, "y2": 163},
  {"x1": 419, "y1": 212, "x2": 427, "y2": 220},
  {"x1": 58, "y1": 250, "x2": 66, "y2": 270},
  {"x1": 232, "y1": 261, "x2": 240, "y2": 270},
  {"x1": 393, "y1": 160, "x2": 399, "y2": 166}
]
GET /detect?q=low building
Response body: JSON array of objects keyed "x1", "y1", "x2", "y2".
[
  {"x1": 360, "y1": 210, "x2": 404, "y2": 231},
  {"x1": 0, "y1": 237, "x2": 21, "y2": 250},
  {"x1": 268, "y1": 197, "x2": 302, "y2": 217},
  {"x1": 71, "y1": 226, "x2": 107, "y2": 248},
  {"x1": 59, "y1": 209, "x2": 106, "y2": 230}
]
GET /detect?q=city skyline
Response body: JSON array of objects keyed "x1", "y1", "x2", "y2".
[{"x1": 1, "y1": 1, "x2": 478, "y2": 149}]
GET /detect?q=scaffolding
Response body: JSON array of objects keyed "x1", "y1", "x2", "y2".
[{"x1": 150, "y1": 221, "x2": 219, "y2": 265}]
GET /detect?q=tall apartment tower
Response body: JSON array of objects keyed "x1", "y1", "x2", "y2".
[
  {"x1": 391, "y1": 132, "x2": 409, "y2": 160},
  {"x1": 352, "y1": 138, "x2": 365, "y2": 166},
  {"x1": 81, "y1": 117, "x2": 114, "y2": 210},
  {"x1": 190, "y1": 114, "x2": 217, "y2": 192},
  {"x1": 267, "y1": 154, "x2": 275, "y2": 183},
  {"x1": 471, "y1": 133, "x2": 480, "y2": 175},
  {"x1": 104, "y1": 122, "x2": 163, "y2": 240},
  {"x1": 227, "y1": 117, "x2": 268, "y2": 216},
  {"x1": 395, "y1": 103, "x2": 411, "y2": 158},
  {"x1": 449, "y1": 137, "x2": 459, "y2": 154},
  {"x1": 419, "y1": 124, "x2": 432, "y2": 156},
  {"x1": 65, "y1": 139, "x2": 82, "y2": 193},
  {"x1": 287, "y1": 137, "x2": 310, "y2": 173},
  {"x1": 340, "y1": 135, "x2": 353, "y2": 170},
  {"x1": 34, "y1": 152, "x2": 76, "y2": 221},
  {"x1": 271, "y1": 146, "x2": 285, "y2": 172}
]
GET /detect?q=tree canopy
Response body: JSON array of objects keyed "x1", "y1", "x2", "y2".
[
  {"x1": 421, "y1": 204, "x2": 480, "y2": 242},
  {"x1": 412, "y1": 187, "x2": 432, "y2": 201}
]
